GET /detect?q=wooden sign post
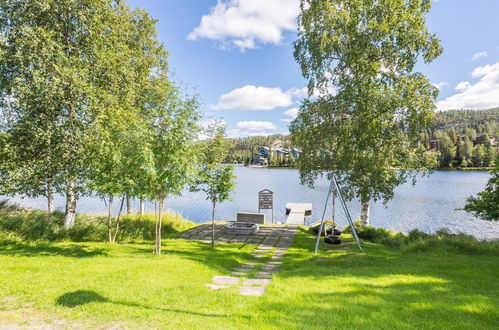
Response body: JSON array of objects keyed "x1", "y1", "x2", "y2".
[{"x1": 258, "y1": 189, "x2": 273, "y2": 224}]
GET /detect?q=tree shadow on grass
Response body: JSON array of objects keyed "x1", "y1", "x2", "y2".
[
  {"x1": 0, "y1": 243, "x2": 107, "y2": 258},
  {"x1": 256, "y1": 277, "x2": 497, "y2": 329},
  {"x1": 254, "y1": 232, "x2": 499, "y2": 328},
  {"x1": 56, "y1": 290, "x2": 230, "y2": 318}
]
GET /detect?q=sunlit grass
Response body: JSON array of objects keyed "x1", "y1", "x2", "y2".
[{"x1": 0, "y1": 228, "x2": 498, "y2": 329}]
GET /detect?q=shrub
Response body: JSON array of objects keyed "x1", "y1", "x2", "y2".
[
  {"x1": 349, "y1": 224, "x2": 499, "y2": 255},
  {"x1": 0, "y1": 231, "x2": 22, "y2": 246}
]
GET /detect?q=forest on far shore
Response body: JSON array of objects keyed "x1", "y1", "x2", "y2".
[{"x1": 225, "y1": 108, "x2": 498, "y2": 169}]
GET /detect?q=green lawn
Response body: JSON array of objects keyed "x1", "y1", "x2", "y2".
[{"x1": 0, "y1": 228, "x2": 498, "y2": 329}]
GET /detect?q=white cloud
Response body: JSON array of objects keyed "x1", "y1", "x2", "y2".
[
  {"x1": 437, "y1": 61, "x2": 499, "y2": 110},
  {"x1": 471, "y1": 51, "x2": 488, "y2": 61},
  {"x1": 286, "y1": 87, "x2": 308, "y2": 99},
  {"x1": 211, "y1": 85, "x2": 293, "y2": 110},
  {"x1": 281, "y1": 107, "x2": 299, "y2": 122},
  {"x1": 284, "y1": 107, "x2": 299, "y2": 119},
  {"x1": 454, "y1": 81, "x2": 471, "y2": 91},
  {"x1": 433, "y1": 82, "x2": 449, "y2": 90},
  {"x1": 188, "y1": 0, "x2": 299, "y2": 50},
  {"x1": 236, "y1": 121, "x2": 276, "y2": 130}
]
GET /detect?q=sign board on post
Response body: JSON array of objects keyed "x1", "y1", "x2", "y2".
[{"x1": 258, "y1": 189, "x2": 273, "y2": 223}]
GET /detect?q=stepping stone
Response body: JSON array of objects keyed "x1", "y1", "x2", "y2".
[
  {"x1": 258, "y1": 246, "x2": 273, "y2": 250},
  {"x1": 273, "y1": 251, "x2": 285, "y2": 255},
  {"x1": 261, "y1": 265, "x2": 279, "y2": 272},
  {"x1": 243, "y1": 279, "x2": 271, "y2": 286},
  {"x1": 267, "y1": 261, "x2": 282, "y2": 265},
  {"x1": 255, "y1": 274, "x2": 272, "y2": 279},
  {"x1": 212, "y1": 276, "x2": 240, "y2": 285},
  {"x1": 233, "y1": 268, "x2": 252, "y2": 272},
  {"x1": 254, "y1": 249, "x2": 269, "y2": 253},
  {"x1": 271, "y1": 255, "x2": 283, "y2": 260},
  {"x1": 239, "y1": 286, "x2": 266, "y2": 296},
  {"x1": 242, "y1": 260, "x2": 259, "y2": 265},
  {"x1": 231, "y1": 272, "x2": 248, "y2": 276},
  {"x1": 257, "y1": 271, "x2": 272, "y2": 276},
  {"x1": 252, "y1": 254, "x2": 265, "y2": 258},
  {"x1": 206, "y1": 284, "x2": 230, "y2": 290}
]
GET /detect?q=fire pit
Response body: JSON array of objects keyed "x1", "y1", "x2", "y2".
[{"x1": 225, "y1": 222, "x2": 259, "y2": 235}]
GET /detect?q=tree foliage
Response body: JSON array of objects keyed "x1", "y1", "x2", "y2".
[
  {"x1": 290, "y1": 0, "x2": 442, "y2": 226},
  {"x1": 464, "y1": 158, "x2": 499, "y2": 221},
  {"x1": 192, "y1": 122, "x2": 235, "y2": 247}
]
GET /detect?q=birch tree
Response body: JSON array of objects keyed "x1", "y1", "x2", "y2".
[
  {"x1": 0, "y1": 0, "x2": 128, "y2": 227},
  {"x1": 290, "y1": 0, "x2": 442, "y2": 226},
  {"x1": 146, "y1": 83, "x2": 200, "y2": 255},
  {"x1": 192, "y1": 123, "x2": 235, "y2": 247}
]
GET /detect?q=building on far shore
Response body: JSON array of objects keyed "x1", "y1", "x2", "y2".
[{"x1": 251, "y1": 146, "x2": 300, "y2": 165}]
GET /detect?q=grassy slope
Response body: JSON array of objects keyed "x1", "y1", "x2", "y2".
[{"x1": 0, "y1": 229, "x2": 498, "y2": 329}]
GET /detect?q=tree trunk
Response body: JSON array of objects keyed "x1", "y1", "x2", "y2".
[
  {"x1": 155, "y1": 193, "x2": 165, "y2": 255},
  {"x1": 47, "y1": 181, "x2": 54, "y2": 214},
  {"x1": 107, "y1": 196, "x2": 113, "y2": 243},
  {"x1": 360, "y1": 198, "x2": 370, "y2": 228},
  {"x1": 126, "y1": 195, "x2": 133, "y2": 215},
  {"x1": 139, "y1": 198, "x2": 145, "y2": 216},
  {"x1": 211, "y1": 201, "x2": 216, "y2": 248},
  {"x1": 111, "y1": 197, "x2": 125, "y2": 243},
  {"x1": 64, "y1": 180, "x2": 76, "y2": 229}
]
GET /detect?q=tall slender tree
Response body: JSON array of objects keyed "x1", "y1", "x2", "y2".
[
  {"x1": 192, "y1": 122, "x2": 235, "y2": 247},
  {"x1": 146, "y1": 84, "x2": 200, "y2": 255},
  {"x1": 0, "y1": 0, "x2": 135, "y2": 227},
  {"x1": 291, "y1": 0, "x2": 442, "y2": 226}
]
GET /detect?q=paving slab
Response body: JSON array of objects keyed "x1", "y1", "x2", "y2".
[
  {"x1": 252, "y1": 254, "x2": 265, "y2": 258},
  {"x1": 212, "y1": 276, "x2": 240, "y2": 285},
  {"x1": 206, "y1": 284, "x2": 230, "y2": 290},
  {"x1": 271, "y1": 255, "x2": 283, "y2": 260},
  {"x1": 233, "y1": 268, "x2": 252, "y2": 272},
  {"x1": 239, "y1": 286, "x2": 266, "y2": 296},
  {"x1": 231, "y1": 272, "x2": 248, "y2": 276},
  {"x1": 256, "y1": 271, "x2": 273, "y2": 276},
  {"x1": 243, "y1": 279, "x2": 271, "y2": 286},
  {"x1": 254, "y1": 274, "x2": 272, "y2": 279}
]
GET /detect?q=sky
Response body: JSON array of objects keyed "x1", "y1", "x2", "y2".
[{"x1": 127, "y1": 0, "x2": 499, "y2": 138}]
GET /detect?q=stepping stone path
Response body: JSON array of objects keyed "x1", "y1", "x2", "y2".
[{"x1": 200, "y1": 225, "x2": 297, "y2": 296}]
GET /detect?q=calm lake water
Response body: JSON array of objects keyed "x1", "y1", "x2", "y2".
[{"x1": 3, "y1": 166, "x2": 498, "y2": 240}]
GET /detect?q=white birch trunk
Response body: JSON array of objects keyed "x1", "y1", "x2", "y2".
[
  {"x1": 107, "y1": 196, "x2": 113, "y2": 243},
  {"x1": 155, "y1": 193, "x2": 165, "y2": 255},
  {"x1": 126, "y1": 195, "x2": 133, "y2": 215},
  {"x1": 211, "y1": 201, "x2": 216, "y2": 248},
  {"x1": 360, "y1": 198, "x2": 370, "y2": 228},
  {"x1": 47, "y1": 181, "x2": 54, "y2": 214},
  {"x1": 64, "y1": 180, "x2": 76, "y2": 229},
  {"x1": 139, "y1": 198, "x2": 145, "y2": 216}
]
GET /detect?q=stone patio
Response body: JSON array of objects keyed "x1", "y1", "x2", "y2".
[{"x1": 190, "y1": 223, "x2": 298, "y2": 297}]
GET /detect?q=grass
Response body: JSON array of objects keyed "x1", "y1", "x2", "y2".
[
  {"x1": 0, "y1": 200, "x2": 195, "y2": 243},
  {"x1": 0, "y1": 228, "x2": 498, "y2": 329}
]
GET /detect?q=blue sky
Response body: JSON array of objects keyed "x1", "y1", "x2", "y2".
[{"x1": 128, "y1": 0, "x2": 499, "y2": 137}]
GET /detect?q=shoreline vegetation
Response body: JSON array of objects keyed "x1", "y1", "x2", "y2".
[
  {"x1": 0, "y1": 201, "x2": 194, "y2": 245},
  {"x1": 244, "y1": 163, "x2": 495, "y2": 171}
]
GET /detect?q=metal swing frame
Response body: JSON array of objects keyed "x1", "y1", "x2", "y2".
[{"x1": 314, "y1": 176, "x2": 362, "y2": 253}]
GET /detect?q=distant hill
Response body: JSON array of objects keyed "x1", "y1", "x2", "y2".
[
  {"x1": 434, "y1": 108, "x2": 499, "y2": 131},
  {"x1": 225, "y1": 109, "x2": 498, "y2": 167}
]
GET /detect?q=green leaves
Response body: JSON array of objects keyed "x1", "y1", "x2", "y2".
[
  {"x1": 291, "y1": 0, "x2": 442, "y2": 203},
  {"x1": 464, "y1": 158, "x2": 499, "y2": 221}
]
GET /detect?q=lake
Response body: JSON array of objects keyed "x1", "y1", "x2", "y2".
[{"x1": 3, "y1": 166, "x2": 498, "y2": 240}]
